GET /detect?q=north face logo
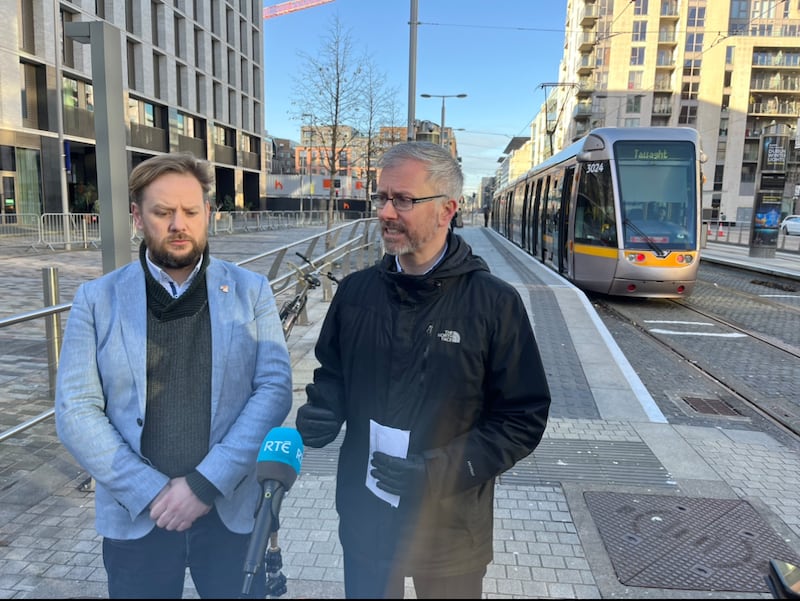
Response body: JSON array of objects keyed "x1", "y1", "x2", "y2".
[{"x1": 437, "y1": 330, "x2": 461, "y2": 344}]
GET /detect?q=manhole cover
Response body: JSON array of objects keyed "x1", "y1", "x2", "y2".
[
  {"x1": 585, "y1": 492, "x2": 800, "y2": 592},
  {"x1": 682, "y1": 396, "x2": 741, "y2": 417}
]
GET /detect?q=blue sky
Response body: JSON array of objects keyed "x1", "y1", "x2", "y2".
[{"x1": 263, "y1": 0, "x2": 568, "y2": 194}]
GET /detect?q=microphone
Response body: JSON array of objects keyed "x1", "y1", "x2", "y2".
[{"x1": 241, "y1": 427, "x2": 304, "y2": 596}]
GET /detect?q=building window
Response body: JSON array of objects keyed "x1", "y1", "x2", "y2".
[
  {"x1": 685, "y1": 33, "x2": 704, "y2": 53},
  {"x1": 632, "y1": 21, "x2": 647, "y2": 42},
  {"x1": 731, "y1": 0, "x2": 748, "y2": 19},
  {"x1": 678, "y1": 105, "x2": 697, "y2": 125},
  {"x1": 630, "y1": 47, "x2": 646, "y2": 65},
  {"x1": 634, "y1": 0, "x2": 648, "y2": 15},
  {"x1": 627, "y1": 70, "x2": 643, "y2": 89},
  {"x1": 626, "y1": 95, "x2": 643, "y2": 113},
  {"x1": 681, "y1": 80, "x2": 699, "y2": 100},
  {"x1": 687, "y1": 7, "x2": 705, "y2": 27}
]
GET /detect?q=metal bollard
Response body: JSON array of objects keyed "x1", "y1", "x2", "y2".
[{"x1": 42, "y1": 267, "x2": 62, "y2": 401}]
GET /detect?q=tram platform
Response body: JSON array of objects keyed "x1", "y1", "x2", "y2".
[{"x1": 0, "y1": 224, "x2": 798, "y2": 599}]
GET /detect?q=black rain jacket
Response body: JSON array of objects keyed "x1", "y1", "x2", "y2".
[{"x1": 306, "y1": 231, "x2": 551, "y2": 576}]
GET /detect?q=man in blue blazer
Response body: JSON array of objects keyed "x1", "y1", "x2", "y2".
[{"x1": 55, "y1": 152, "x2": 292, "y2": 599}]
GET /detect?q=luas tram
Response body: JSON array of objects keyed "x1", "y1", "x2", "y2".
[{"x1": 492, "y1": 127, "x2": 705, "y2": 298}]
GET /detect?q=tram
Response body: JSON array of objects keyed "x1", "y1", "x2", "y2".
[{"x1": 492, "y1": 127, "x2": 705, "y2": 298}]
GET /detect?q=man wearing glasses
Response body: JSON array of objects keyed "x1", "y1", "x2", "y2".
[{"x1": 296, "y1": 141, "x2": 551, "y2": 598}]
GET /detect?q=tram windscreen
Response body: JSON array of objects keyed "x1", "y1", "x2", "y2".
[{"x1": 614, "y1": 140, "x2": 697, "y2": 251}]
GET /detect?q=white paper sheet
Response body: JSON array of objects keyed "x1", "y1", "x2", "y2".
[{"x1": 366, "y1": 419, "x2": 410, "y2": 508}]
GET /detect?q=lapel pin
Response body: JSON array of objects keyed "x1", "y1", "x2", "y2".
[{"x1": 220, "y1": 285, "x2": 229, "y2": 293}]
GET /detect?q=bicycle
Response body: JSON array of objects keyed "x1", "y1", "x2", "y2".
[{"x1": 278, "y1": 252, "x2": 338, "y2": 340}]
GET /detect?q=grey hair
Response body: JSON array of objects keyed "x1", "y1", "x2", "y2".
[{"x1": 378, "y1": 142, "x2": 463, "y2": 202}]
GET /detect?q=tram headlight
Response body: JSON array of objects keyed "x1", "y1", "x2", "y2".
[{"x1": 626, "y1": 253, "x2": 646, "y2": 263}]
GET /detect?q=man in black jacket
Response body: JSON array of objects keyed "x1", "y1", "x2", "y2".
[{"x1": 296, "y1": 141, "x2": 551, "y2": 599}]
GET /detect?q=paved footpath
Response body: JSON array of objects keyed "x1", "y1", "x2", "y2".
[{"x1": 1, "y1": 225, "x2": 799, "y2": 599}]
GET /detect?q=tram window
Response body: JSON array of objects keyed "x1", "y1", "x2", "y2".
[
  {"x1": 576, "y1": 160, "x2": 616, "y2": 246},
  {"x1": 614, "y1": 140, "x2": 697, "y2": 250}
]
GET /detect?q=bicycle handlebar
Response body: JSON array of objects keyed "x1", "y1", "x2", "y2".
[{"x1": 295, "y1": 252, "x2": 339, "y2": 284}]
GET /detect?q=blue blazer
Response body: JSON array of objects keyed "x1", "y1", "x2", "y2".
[{"x1": 55, "y1": 257, "x2": 292, "y2": 539}]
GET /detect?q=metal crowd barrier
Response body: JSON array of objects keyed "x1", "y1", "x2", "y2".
[{"x1": 0, "y1": 210, "x2": 371, "y2": 252}]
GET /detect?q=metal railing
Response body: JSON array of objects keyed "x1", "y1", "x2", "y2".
[
  {"x1": 701, "y1": 220, "x2": 800, "y2": 253},
  {"x1": 0, "y1": 218, "x2": 382, "y2": 443}
]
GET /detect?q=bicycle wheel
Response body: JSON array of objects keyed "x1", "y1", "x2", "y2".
[{"x1": 280, "y1": 293, "x2": 308, "y2": 340}]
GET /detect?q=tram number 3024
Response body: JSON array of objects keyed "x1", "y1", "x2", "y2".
[{"x1": 585, "y1": 162, "x2": 604, "y2": 173}]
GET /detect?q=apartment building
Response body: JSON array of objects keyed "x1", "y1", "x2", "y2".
[
  {"x1": 1, "y1": 0, "x2": 264, "y2": 220},
  {"x1": 542, "y1": 0, "x2": 800, "y2": 222},
  {"x1": 292, "y1": 120, "x2": 460, "y2": 201}
]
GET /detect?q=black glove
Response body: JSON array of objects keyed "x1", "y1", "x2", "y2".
[
  {"x1": 370, "y1": 451, "x2": 427, "y2": 497},
  {"x1": 295, "y1": 403, "x2": 342, "y2": 448}
]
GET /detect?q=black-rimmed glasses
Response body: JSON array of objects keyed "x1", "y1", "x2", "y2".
[{"x1": 370, "y1": 193, "x2": 448, "y2": 212}]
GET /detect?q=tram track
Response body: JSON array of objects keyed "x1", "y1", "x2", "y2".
[{"x1": 589, "y1": 263, "x2": 800, "y2": 441}]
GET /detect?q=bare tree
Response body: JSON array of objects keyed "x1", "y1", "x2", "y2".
[
  {"x1": 291, "y1": 15, "x2": 363, "y2": 234},
  {"x1": 356, "y1": 59, "x2": 399, "y2": 202}
]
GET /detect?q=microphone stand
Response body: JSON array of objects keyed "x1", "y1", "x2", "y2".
[
  {"x1": 265, "y1": 530, "x2": 287, "y2": 597},
  {"x1": 241, "y1": 482, "x2": 286, "y2": 597}
]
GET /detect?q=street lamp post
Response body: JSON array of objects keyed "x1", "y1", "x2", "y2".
[
  {"x1": 420, "y1": 93, "x2": 467, "y2": 148},
  {"x1": 301, "y1": 113, "x2": 313, "y2": 216}
]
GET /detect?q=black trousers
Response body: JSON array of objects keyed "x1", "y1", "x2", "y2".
[
  {"x1": 343, "y1": 547, "x2": 485, "y2": 599},
  {"x1": 102, "y1": 507, "x2": 266, "y2": 599}
]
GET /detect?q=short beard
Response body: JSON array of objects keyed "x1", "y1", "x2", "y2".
[
  {"x1": 381, "y1": 219, "x2": 441, "y2": 256},
  {"x1": 146, "y1": 236, "x2": 204, "y2": 270}
]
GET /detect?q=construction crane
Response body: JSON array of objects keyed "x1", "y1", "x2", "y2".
[{"x1": 263, "y1": 0, "x2": 334, "y2": 19}]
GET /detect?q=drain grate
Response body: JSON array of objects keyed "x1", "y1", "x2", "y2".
[
  {"x1": 682, "y1": 396, "x2": 741, "y2": 417},
  {"x1": 585, "y1": 491, "x2": 800, "y2": 592},
  {"x1": 751, "y1": 279, "x2": 797, "y2": 293}
]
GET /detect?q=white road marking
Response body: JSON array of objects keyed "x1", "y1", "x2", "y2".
[{"x1": 648, "y1": 329, "x2": 747, "y2": 337}]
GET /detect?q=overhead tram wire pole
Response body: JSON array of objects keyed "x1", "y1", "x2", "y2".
[
  {"x1": 420, "y1": 93, "x2": 467, "y2": 149},
  {"x1": 407, "y1": 0, "x2": 419, "y2": 141}
]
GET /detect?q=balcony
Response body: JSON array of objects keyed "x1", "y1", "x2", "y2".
[
  {"x1": 579, "y1": 3, "x2": 598, "y2": 27},
  {"x1": 749, "y1": 100, "x2": 800, "y2": 116},
  {"x1": 239, "y1": 150, "x2": 260, "y2": 170},
  {"x1": 177, "y1": 134, "x2": 206, "y2": 158},
  {"x1": 577, "y1": 53, "x2": 595, "y2": 75},
  {"x1": 654, "y1": 79, "x2": 674, "y2": 92},
  {"x1": 657, "y1": 31, "x2": 677, "y2": 45},
  {"x1": 573, "y1": 104, "x2": 593, "y2": 120},
  {"x1": 578, "y1": 31, "x2": 596, "y2": 52},
  {"x1": 660, "y1": 2, "x2": 680, "y2": 20},
  {"x1": 63, "y1": 107, "x2": 95, "y2": 139},
  {"x1": 750, "y1": 77, "x2": 800, "y2": 93},
  {"x1": 576, "y1": 79, "x2": 595, "y2": 97},
  {"x1": 214, "y1": 144, "x2": 235, "y2": 165},
  {"x1": 130, "y1": 123, "x2": 167, "y2": 152}
]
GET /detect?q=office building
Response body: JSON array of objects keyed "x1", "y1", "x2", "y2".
[{"x1": 1, "y1": 0, "x2": 264, "y2": 220}]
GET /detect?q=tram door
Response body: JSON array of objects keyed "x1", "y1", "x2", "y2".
[
  {"x1": 530, "y1": 178, "x2": 543, "y2": 258},
  {"x1": 557, "y1": 167, "x2": 575, "y2": 274},
  {"x1": 0, "y1": 173, "x2": 16, "y2": 224}
]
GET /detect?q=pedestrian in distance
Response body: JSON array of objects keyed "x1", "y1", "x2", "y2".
[
  {"x1": 295, "y1": 141, "x2": 552, "y2": 599},
  {"x1": 55, "y1": 152, "x2": 293, "y2": 599},
  {"x1": 483, "y1": 205, "x2": 490, "y2": 227}
]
